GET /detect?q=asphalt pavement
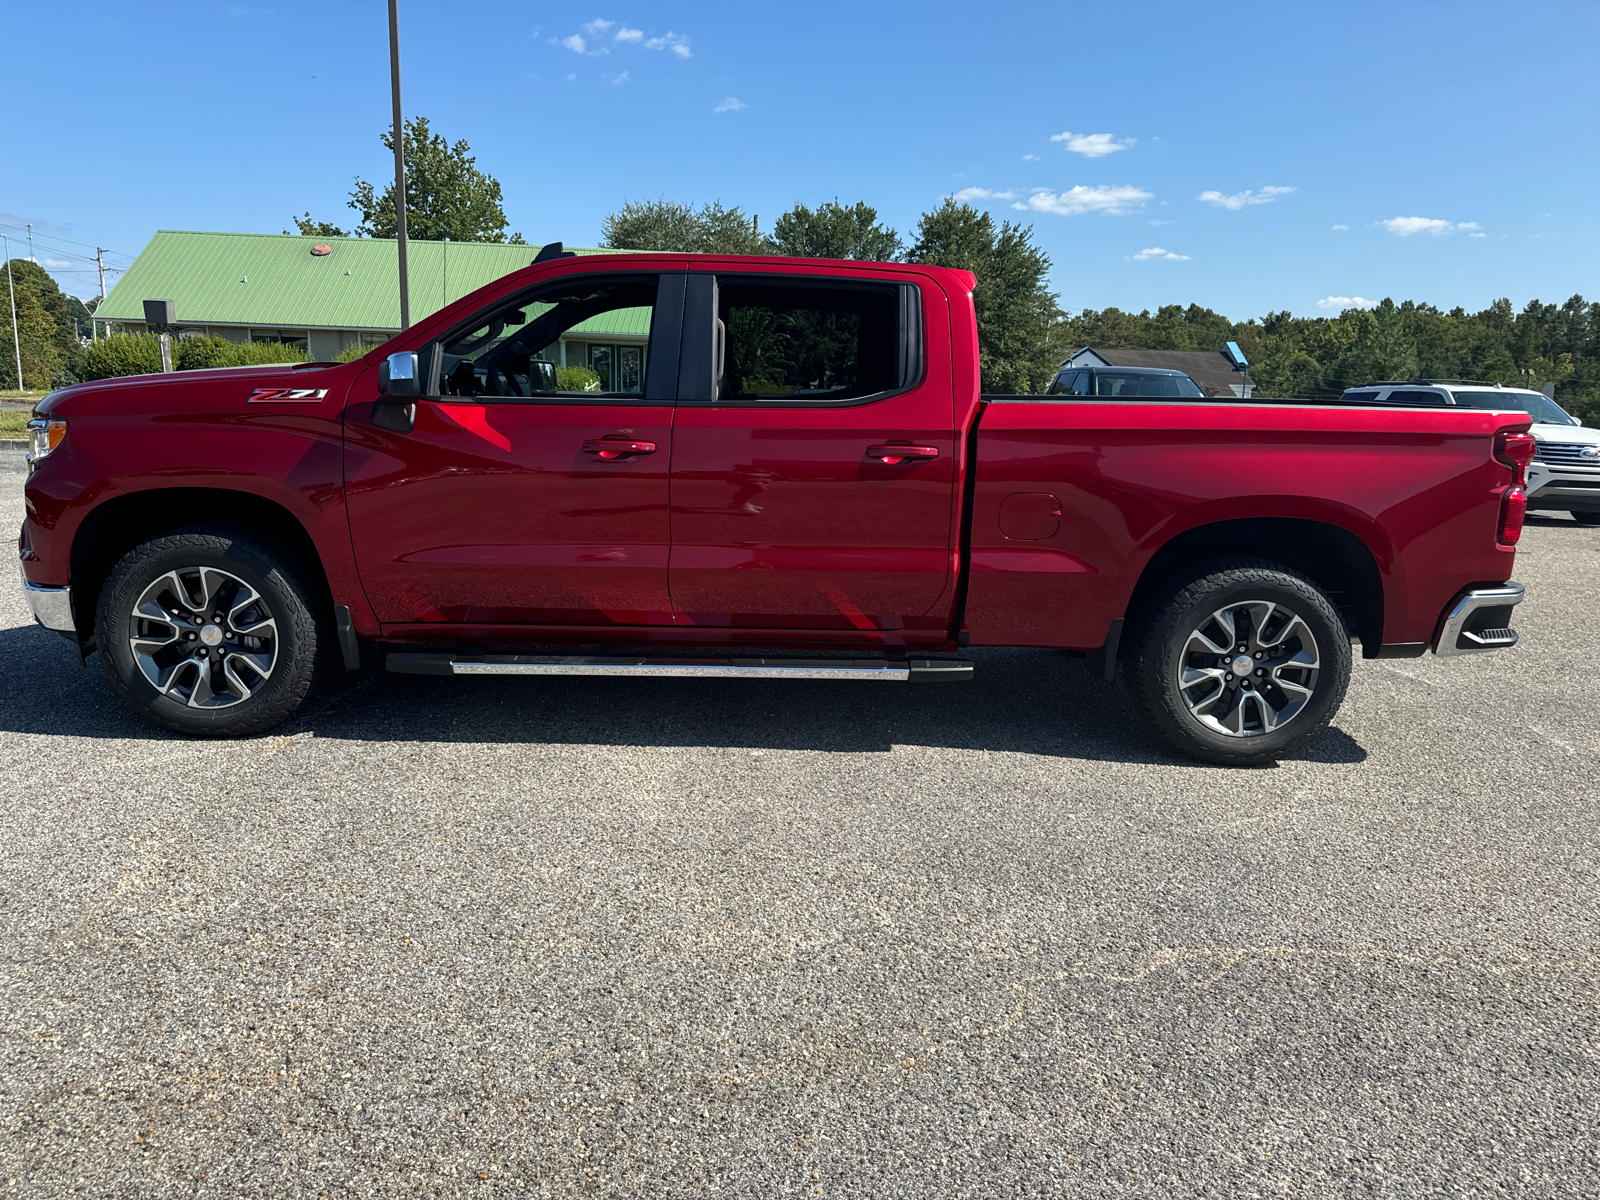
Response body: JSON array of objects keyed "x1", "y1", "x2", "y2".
[{"x1": 1, "y1": 446, "x2": 1596, "y2": 1198}]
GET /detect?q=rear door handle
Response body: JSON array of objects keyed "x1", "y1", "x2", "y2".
[
  {"x1": 867, "y1": 444, "x2": 939, "y2": 465},
  {"x1": 583, "y1": 438, "x2": 657, "y2": 460}
]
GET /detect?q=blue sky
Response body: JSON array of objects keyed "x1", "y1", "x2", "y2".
[{"x1": 8, "y1": 0, "x2": 1599, "y2": 320}]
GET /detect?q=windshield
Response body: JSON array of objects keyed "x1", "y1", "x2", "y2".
[
  {"x1": 1094, "y1": 371, "x2": 1206, "y2": 398},
  {"x1": 1450, "y1": 389, "x2": 1579, "y2": 426}
]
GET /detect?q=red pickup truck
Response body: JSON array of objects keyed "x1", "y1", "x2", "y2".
[{"x1": 21, "y1": 251, "x2": 1532, "y2": 765}]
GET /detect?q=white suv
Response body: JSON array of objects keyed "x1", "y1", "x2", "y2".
[{"x1": 1340, "y1": 381, "x2": 1600, "y2": 525}]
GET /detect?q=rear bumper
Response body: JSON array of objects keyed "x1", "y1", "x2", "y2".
[{"x1": 1433, "y1": 581, "x2": 1523, "y2": 657}]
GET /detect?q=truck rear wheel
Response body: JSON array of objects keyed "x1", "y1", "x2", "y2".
[
  {"x1": 1125, "y1": 560, "x2": 1352, "y2": 766},
  {"x1": 95, "y1": 528, "x2": 323, "y2": 738}
]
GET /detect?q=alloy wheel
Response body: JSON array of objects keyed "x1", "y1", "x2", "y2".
[
  {"x1": 1176, "y1": 600, "x2": 1321, "y2": 738},
  {"x1": 128, "y1": 567, "x2": 278, "y2": 708}
]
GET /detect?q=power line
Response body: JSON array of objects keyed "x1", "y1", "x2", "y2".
[{"x1": 0, "y1": 220, "x2": 130, "y2": 258}]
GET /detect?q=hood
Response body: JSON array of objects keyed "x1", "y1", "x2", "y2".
[
  {"x1": 35, "y1": 361, "x2": 343, "y2": 416},
  {"x1": 1530, "y1": 421, "x2": 1600, "y2": 444}
]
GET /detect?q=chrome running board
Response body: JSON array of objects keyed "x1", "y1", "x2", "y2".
[{"x1": 386, "y1": 653, "x2": 973, "y2": 683}]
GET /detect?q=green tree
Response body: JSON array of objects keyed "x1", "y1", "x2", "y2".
[
  {"x1": 286, "y1": 213, "x2": 350, "y2": 237},
  {"x1": 909, "y1": 200, "x2": 1062, "y2": 393},
  {"x1": 1332, "y1": 300, "x2": 1419, "y2": 388},
  {"x1": 349, "y1": 117, "x2": 524, "y2": 243},
  {"x1": 767, "y1": 200, "x2": 902, "y2": 261},
  {"x1": 2, "y1": 260, "x2": 70, "y2": 388},
  {"x1": 601, "y1": 199, "x2": 764, "y2": 254}
]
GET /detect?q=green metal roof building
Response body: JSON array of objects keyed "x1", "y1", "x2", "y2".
[{"x1": 94, "y1": 231, "x2": 647, "y2": 377}]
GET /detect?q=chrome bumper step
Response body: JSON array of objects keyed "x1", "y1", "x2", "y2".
[
  {"x1": 386, "y1": 653, "x2": 973, "y2": 682},
  {"x1": 1434, "y1": 581, "x2": 1525, "y2": 656}
]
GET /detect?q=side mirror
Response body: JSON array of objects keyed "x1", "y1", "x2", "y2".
[
  {"x1": 379, "y1": 351, "x2": 420, "y2": 399},
  {"x1": 531, "y1": 359, "x2": 557, "y2": 392}
]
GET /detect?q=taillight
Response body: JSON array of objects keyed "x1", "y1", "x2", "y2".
[
  {"x1": 1495, "y1": 431, "x2": 1536, "y2": 479},
  {"x1": 1498, "y1": 486, "x2": 1527, "y2": 546}
]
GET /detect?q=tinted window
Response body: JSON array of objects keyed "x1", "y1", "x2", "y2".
[
  {"x1": 1341, "y1": 390, "x2": 1381, "y2": 403},
  {"x1": 1383, "y1": 389, "x2": 1447, "y2": 406},
  {"x1": 718, "y1": 281, "x2": 901, "y2": 401},
  {"x1": 1094, "y1": 371, "x2": 1205, "y2": 398},
  {"x1": 437, "y1": 276, "x2": 658, "y2": 399},
  {"x1": 1049, "y1": 370, "x2": 1089, "y2": 397},
  {"x1": 1450, "y1": 389, "x2": 1579, "y2": 426}
]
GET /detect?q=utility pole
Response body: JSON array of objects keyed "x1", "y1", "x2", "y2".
[
  {"x1": 4, "y1": 236, "x2": 23, "y2": 392},
  {"x1": 388, "y1": 0, "x2": 411, "y2": 330},
  {"x1": 25, "y1": 224, "x2": 34, "y2": 264},
  {"x1": 95, "y1": 249, "x2": 107, "y2": 300}
]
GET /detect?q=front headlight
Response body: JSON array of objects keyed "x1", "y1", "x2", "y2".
[{"x1": 27, "y1": 418, "x2": 66, "y2": 463}]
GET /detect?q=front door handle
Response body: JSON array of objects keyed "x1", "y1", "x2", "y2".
[
  {"x1": 867, "y1": 443, "x2": 939, "y2": 465},
  {"x1": 583, "y1": 438, "x2": 658, "y2": 460}
]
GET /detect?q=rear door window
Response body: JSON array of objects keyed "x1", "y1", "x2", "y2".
[
  {"x1": 1341, "y1": 390, "x2": 1381, "y2": 403},
  {"x1": 1383, "y1": 389, "x2": 1447, "y2": 406},
  {"x1": 715, "y1": 278, "x2": 915, "y2": 403}
]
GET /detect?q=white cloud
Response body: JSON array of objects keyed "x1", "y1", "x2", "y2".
[
  {"x1": 1332, "y1": 224, "x2": 1349, "y2": 231},
  {"x1": 582, "y1": 18, "x2": 613, "y2": 35},
  {"x1": 615, "y1": 26, "x2": 643, "y2": 41},
  {"x1": 560, "y1": 33, "x2": 587, "y2": 53},
  {"x1": 1050, "y1": 131, "x2": 1133, "y2": 158},
  {"x1": 1316, "y1": 296, "x2": 1377, "y2": 310},
  {"x1": 1381, "y1": 216, "x2": 1484, "y2": 236},
  {"x1": 606, "y1": 70, "x2": 630, "y2": 85},
  {"x1": 1149, "y1": 218, "x2": 1175, "y2": 226},
  {"x1": 1198, "y1": 185, "x2": 1296, "y2": 210},
  {"x1": 1014, "y1": 184, "x2": 1152, "y2": 217},
  {"x1": 646, "y1": 31, "x2": 691, "y2": 57},
  {"x1": 950, "y1": 187, "x2": 1017, "y2": 203},
  {"x1": 1131, "y1": 247, "x2": 1189, "y2": 261},
  {"x1": 1021, "y1": 154, "x2": 1039, "y2": 161},
  {"x1": 714, "y1": 96, "x2": 747, "y2": 112},
  {"x1": 40, "y1": 258, "x2": 72, "y2": 269}
]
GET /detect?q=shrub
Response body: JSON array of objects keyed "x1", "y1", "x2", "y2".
[
  {"x1": 556, "y1": 365, "x2": 600, "y2": 391},
  {"x1": 178, "y1": 338, "x2": 309, "y2": 370},
  {"x1": 333, "y1": 343, "x2": 367, "y2": 363},
  {"x1": 78, "y1": 333, "x2": 165, "y2": 381}
]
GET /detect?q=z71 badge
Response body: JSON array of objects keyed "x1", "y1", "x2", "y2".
[{"x1": 248, "y1": 387, "x2": 328, "y2": 403}]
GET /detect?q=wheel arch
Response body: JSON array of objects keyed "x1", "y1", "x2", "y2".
[
  {"x1": 70, "y1": 488, "x2": 335, "y2": 644},
  {"x1": 1123, "y1": 517, "x2": 1386, "y2": 656}
]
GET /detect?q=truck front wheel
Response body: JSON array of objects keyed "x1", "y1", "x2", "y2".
[
  {"x1": 1125, "y1": 560, "x2": 1352, "y2": 766},
  {"x1": 95, "y1": 528, "x2": 323, "y2": 738}
]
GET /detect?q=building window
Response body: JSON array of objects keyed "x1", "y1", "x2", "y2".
[{"x1": 253, "y1": 330, "x2": 309, "y2": 353}]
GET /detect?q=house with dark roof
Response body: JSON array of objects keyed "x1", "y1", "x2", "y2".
[
  {"x1": 1062, "y1": 346, "x2": 1253, "y2": 398},
  {"x1": 93, "y1": 231, "x2": 648, "y2": 388}
]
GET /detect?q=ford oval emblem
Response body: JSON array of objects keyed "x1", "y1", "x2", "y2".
[{"x1": 1581, "y1": 445, "x2": 1600, "y2": 461}]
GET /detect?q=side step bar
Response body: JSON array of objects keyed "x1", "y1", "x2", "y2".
[{"x1": 386, "y1": 653, "x2": 973, "y2": 683}]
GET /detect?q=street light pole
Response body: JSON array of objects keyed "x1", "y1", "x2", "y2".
[
  {"x1": 388, "y1": 0, "x2": 411, "y2": 330},
  {"x1": 3, "y1": 236, "x2": 22, "y2": 392}
]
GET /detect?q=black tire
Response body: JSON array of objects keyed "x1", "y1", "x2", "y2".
[
  {"x1": 1125, "y1": 558, "x2": 1353, "y2": 766},
  {"x1": 95, "y1": 527, "x2": 323, "y2": 737},
  {"x1": 1571, "y1": 511, "x2": 1600, "y2": 525}
]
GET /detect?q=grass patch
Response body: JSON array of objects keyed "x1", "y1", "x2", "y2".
[
  {"x1": 0, "y1": 390, "x2": 44, "y2": 401},
  {"x1": 0, "y1": 410, "x2": 32, "y2": 437}
]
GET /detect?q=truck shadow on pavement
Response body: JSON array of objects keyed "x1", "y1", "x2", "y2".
[{"x1": 0, "y1": 624, "x2": 1368, "y2": 767}]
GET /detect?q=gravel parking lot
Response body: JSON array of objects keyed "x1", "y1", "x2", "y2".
[{"x1": 1, "y1": 446, "x2": 1596, "y2": 1198}]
